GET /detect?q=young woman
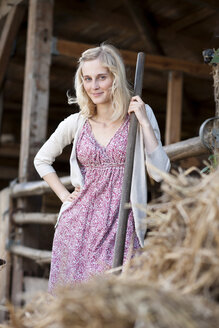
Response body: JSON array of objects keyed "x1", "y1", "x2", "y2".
[{"x1": 34, "y1": 44, "x2": 170, "y2": 293}]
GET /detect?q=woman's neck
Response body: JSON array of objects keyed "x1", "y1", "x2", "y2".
[{"x1": 94, "y1": 103, "x2": 114, "y2": 122}]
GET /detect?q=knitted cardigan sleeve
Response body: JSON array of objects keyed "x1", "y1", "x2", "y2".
[
  {"x1": 145, "y1": 105, "x2": 170, "y2": 181},
  {"x1": 34, "y1": 113, "x2": 79, "y2": 178}
]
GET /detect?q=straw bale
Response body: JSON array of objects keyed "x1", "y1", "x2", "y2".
[
  {"x1": 1, "y1": 278, "x2": 219, "y2": 328},
  {"x1": 126, "y1": 167, "x2": 219, "y2": 300}
]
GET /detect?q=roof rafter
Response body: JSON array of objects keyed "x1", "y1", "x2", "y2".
[
  {"x1": 53, "y1": 38, "x2": 210, "y2": 78},
  {"x1": 165, "y1": 7, "x2": 215, "y2": 32},
  {"x1": 0, "y1": 0, "x2": 25, "y2": 20},
  {"x1": 0, "y1": 3, "x2": 25, "y2": 89},
  {"x1": 122, "y1": 0, "x2": 164, "y2": 55}
]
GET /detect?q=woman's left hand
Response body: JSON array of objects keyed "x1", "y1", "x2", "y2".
[{"x1": 128, "y1": 95, "x2": 149, "y2": 127}]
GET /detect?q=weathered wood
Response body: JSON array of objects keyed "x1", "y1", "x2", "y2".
[
  {"x1": 11, "y1": 227, "x2": 23, "y2": 306},
  {"x1": 11, "y1": 176, "x2": 72, "y2": 198},
  {"x1": 0, "y1": 3, "x2": 25, "y2": 89},
  {"x1": 19, "y1": 0, "x2": 53, "y2": 182},
  {"x1": 55, "y1": 39, "x2": 211, "y2": 78},
  {"x1": 165, "y1": 71, "x2": 183, "y2": 145},
  {"x1": 164, "y1": 7, "x2": 215, "y2": 32},
  {"x1": 0, "y1": 188, "x2": 10, "y2": 322},
  {"x1": 164, "y1": 136, "x2": 208, "y2": 161},
  {"x1": 123, "y1": 0, "x2": 163, "y2": 54},
  {"x1": 10, "y1": 245, "x2": 51, "y2": 263},
  {"x1": 0, "y1": 0, "x2": 25, "y2": 20},
  {"x1": 12, "y1": 0, "x2": 53, "y2": 307},
  {"x1": 13, "y1": 212, "x2": 57, "y2": 225},
  {"x1": 0, "y1": 91, "x2": 3, "y2": 134}
]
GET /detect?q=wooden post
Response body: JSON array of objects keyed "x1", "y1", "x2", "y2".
[
  {"x1": 19, "y1": 0, "x2": 53, "y2": 182},
  {"x1": 0, "y1": 188, "x2": 10, "y2": 322},
  {"x1": 0, "y1": 91, "x2": 3, "y2": 135},
  {"x1": 212, "y1": 64, "x2": 219, "y2": 158},
  {"x1": 11, "y1": 0, "x2": 53, "y2": 306},
  {"x1": 165, "y1": 71, "x2": 183, "y2": 145},
  {"x1": 0, "y1": 3, "x2": 26, "y2": 90}
]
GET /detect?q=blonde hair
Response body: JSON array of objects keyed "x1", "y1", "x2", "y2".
[{"x1": 67, "y1": 43, "x2": 132, "y2": 121}]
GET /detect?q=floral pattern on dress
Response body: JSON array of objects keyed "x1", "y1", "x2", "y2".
[{"x1": 48, "y1": 115, "x2": 140, "y2": 293}]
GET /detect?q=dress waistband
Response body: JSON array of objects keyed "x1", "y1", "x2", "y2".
[{"x1": 82, "y1": 163, "x2": 125, "y2": 169}]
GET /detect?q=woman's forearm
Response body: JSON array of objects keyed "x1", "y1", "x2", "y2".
[
  {"x1": 141, "y1": 120, "x2": 159, "y2": 153},
  {"x1": 42, "y1": 172, "x2": 70, "y2": 202}
]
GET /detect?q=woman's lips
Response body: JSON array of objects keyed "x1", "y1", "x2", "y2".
[{"x1": 92, "y1": 92, "x2": 104, "y2": 97}]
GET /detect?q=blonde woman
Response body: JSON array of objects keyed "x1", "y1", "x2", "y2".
[{"x1": 34, "y1": 44, "x2": 170, "y2": 292}]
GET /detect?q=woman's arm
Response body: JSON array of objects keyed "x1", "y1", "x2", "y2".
[
  {"x1": 34, "y1": 113, "x2": 81, "y2": 201},
  {"x1": 43, "y1": 172, "x2": 80, "y2": 203},
  {"x1": 128, "y1": 96, "x2": 170, "y2": 181},
  {"x1": 34, "y1": 114, "x2": 79, "y2": 179},
  {"x1": 128, "y1": 95, "x2": 158, "y2": 153}
]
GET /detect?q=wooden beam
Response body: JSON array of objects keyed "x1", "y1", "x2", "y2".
[
  {"x1": 19, "y1": 0, "x2": 53, "y2": 182},
  {"x1": 54, "y1": 39, "x2": 211, "y2": 78},
  {"x1": 165, "y1": 71, "x2": 183, "y2": 145},
  {"x1": 163, "y1": 136, "x2": 208, "y2": 161},
  {"x1": 10, "y1": 245, "x2": 51, "y2": 264},
  {"x1": 11, "y1": 176, "x2": 72, "y2": 198},
  {"x1": 122, "y1": 0, "x2": 163, "y2": 55},
  {"x1": 0, "y1": 187, "x2": 10, "y2": 322},
  {"x1": 0, "y1": 0, "x2": 25, "y2": 20},
  {"x1": 13, "y1": 212, "x2": 57, "y2": 225},
  {"x1": 164, "y1": 7, "x2": 215, "y2": 32},
  {"x1": 0, "y1": 3, "x2": 25, "y2": 89}
]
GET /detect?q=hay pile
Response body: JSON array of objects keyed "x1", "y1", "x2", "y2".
[
  {"x1": 1, "y1": 167, "x2": 219, "y2": 328},
  {"x1": 2, "y1": 279, "x2": 219, "y2": 328},
  {"x1": 127, "y1": 166, "x2": 219, "y2": 300}
]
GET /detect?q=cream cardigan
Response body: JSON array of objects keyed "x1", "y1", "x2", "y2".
[{"x1": 34, "y1": 105, "x2": 170, "y2": 247}]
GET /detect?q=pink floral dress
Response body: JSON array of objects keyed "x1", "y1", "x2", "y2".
[{"x1": 48, "y1": 116, "x2": 140, "y2": 293}]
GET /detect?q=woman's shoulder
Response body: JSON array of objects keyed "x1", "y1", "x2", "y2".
[{"x1": 59, "y1": 112, "x2": 86, "y2": 128}]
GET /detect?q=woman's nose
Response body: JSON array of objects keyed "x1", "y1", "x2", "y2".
[{"x1": 92, "y1": 79, "x2": 99, "y2": 89}]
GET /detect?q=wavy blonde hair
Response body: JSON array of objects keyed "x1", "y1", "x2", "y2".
[{"x1": 67, "y1": 43, "x2": 132, "y2": 121}]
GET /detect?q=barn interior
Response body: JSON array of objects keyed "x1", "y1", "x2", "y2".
[{"x1": 0, "y1": 0, "x2": 218, "y2": 315}]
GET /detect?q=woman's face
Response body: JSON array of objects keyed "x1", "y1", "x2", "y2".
[{"x1": 81, "y1": 58, "x2": 114, "y2": 106}]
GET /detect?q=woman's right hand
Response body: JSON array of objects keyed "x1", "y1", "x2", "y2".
[{"x1": 62, "y1": 186, "x2": 81, "y2": 203}]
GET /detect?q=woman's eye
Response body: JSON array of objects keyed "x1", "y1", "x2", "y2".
[
  {"x1": 84, "y1": 77, "x2": 91, "y2": 82},
  {"x1": 99, "y1": 75, "x2": 106, "y2": 80}
]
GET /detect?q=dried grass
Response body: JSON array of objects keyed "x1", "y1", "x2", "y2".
[
  {"x1": 126, "y1": 166, "x2": 219, "y2": 300},
  {"x1": 1, "y1": 167, "x2": 219, "y2": 328},
  {"x1": 1, "y1": 279, "x2": 219, "y2": 328}
]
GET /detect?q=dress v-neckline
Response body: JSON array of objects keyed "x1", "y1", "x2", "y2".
[{"x1": 87, "y1": 115, "x2": 128, "y2": 150}]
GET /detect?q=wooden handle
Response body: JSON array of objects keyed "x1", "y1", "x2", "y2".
[{"x1": 113, "y1": 52, "x2": 145, "y2": 269}]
